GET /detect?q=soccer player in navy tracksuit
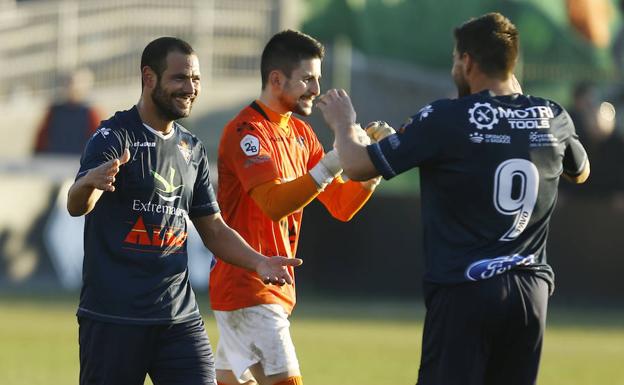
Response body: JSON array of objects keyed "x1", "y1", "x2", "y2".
[
  {"x1": 67, "y1": 37, "x2": 301, "y2": 385},
  {"x1": 317, "y1": 12, "x2": 589, "y2": 385}
]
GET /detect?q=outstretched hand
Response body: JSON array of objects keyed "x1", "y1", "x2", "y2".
[
  {"x1": 256, "y1": 256, "x2": 303, "y2": 286},
  {"x1": 86, "y1": 148, "x2": 130, "y2": 192},
  {"x1": 316, "y1": 89, "x2": 357, "y2": 133}
]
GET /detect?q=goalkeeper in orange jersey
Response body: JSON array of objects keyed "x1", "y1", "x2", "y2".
[{"x1": 209, "y1": 30, "x2": 391, "y2": 385}]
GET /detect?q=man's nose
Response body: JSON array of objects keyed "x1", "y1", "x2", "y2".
[
  {"x1": 183, "y1": 79, "x2": 198, "y2": 94},
  {"x1": 309, "y1": 78, "x2": 320, "y2": 96}
]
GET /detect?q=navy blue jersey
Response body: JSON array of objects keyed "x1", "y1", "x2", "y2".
[
  {"x1": 76, "y1": 106, "x2": 220, "y2": 324},
  {"x1": 367, "y1": 90, "x2": 587, "y2": 288}
]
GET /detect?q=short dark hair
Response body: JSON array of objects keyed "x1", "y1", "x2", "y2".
[
  {"x1": 454, "y1": 13, "x2": 519, "y2": 79},
  {"x1": 260, "y1": 30, "x2": 324, "y2": 89},
  {"x1": 140, "y1": 37, "x2": 195, "y2": 83}
]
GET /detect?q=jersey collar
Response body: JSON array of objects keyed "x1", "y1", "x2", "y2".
[
  {"x1": 142, "y1": 122, "x2": 176, "y2": 140},
  {"x1": 252, "y1": 100, "x2": 292, "y2": 132},
  {"x1": 480, "y1": 89, "x2": 520, "y2": 100},
  {"x1": 128, "y1": 105, "x2": 176, "y2": 140}
]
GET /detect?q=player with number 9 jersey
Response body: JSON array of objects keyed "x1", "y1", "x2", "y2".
[
  {"x1": 368, "y1": 90, "x2": 586, "y2": 292},
  {"x1": 317, "y1": 13, "x2": 589, "y2": 385}
]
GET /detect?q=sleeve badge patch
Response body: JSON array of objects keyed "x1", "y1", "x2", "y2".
[
  {"x1": 417, "y1": 105, "x2": 434, "y2": 121},
  {"x1": 240, "y1": 134, "x2": 260, "y2": 156},
  {"x1": 94, "y1": 127, "x2": 111, "y2": 138}
]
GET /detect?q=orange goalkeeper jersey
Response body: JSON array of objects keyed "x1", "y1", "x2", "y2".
[{"x1": 210, "y1": 101, "x2": 369, "y2": 314}]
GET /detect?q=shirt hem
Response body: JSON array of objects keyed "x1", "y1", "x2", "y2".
[
  {"x1": 76, "y1": 307, "x2": 202, "y2": 325},
  {"x1": 210, "y1": 298, "x2": 294, "y2": 315}
]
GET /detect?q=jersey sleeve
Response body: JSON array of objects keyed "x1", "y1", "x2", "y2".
[
  {"x1": 317, "y1": 177, "x2": 373, "y2": 221},
  {"x1": 189, "y1": 143, "x2": 220, "y2": 218},
  {"x1": 76, "y1": 127, "x2": 126, "y2": 180},
  {"x1": 560, "y1": 109, "x2": 589, "y2": 177},
  {"x1": 366, "y1": 101, "x2": 449, "y2": 179},
  {"x1": 225, "y1": 121, "x2": 281, "y2": 192}
]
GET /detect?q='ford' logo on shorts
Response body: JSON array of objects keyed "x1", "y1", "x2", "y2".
[{"x1": 465, "y1": 254, "x2": 536, "y2": 281}]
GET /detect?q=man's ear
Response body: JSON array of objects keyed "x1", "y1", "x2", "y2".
[
  {"x1": 142, "y1": 66, "x2": 157, "y2": 89},
  {"x1": 268, "y1": 70, "x2": 285, "y2": 90},
  {"x1": 463, "y1": 52, "x2": 475, "y2": 76}
]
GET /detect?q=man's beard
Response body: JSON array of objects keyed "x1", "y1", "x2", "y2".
[
  {"x1": 292, "y1": 99, "x2": 311, "y2": 116},
  {"x1": 278, "y1": 93, "x2": 313, "y2": 116},
  {"x1": 151, "y1": 81, "x2": 193, "y2": 121},
  {"x1": 456, "y1": 82, "x2": 471, "y2": 98},
  {"x1": 454, "y1": 72, "x2": 471, "y2": 98}
]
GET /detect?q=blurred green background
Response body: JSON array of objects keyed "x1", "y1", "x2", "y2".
[{"x1": 303, "y1": 0, "x2": 617, "y2": 103}]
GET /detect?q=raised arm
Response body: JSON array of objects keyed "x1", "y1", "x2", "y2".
[
  {"x1": 562, "y1": 114, "x2": 590, "y2": 185},
  {"x1": 250, "y1": 154, "x2": 378, "y2": 222},
  {"x1": 67, "y1": 148, "x2": 130, "y2": 216},
  {"x1": 316, "y1": 176, "x2": 374, "y2": 221},
  {"x1": 250, "y1": 174, "x2": 322, "y2": 222},
  {"x1": 317, "y1": 89, "x2": 380, "y2": 181}
]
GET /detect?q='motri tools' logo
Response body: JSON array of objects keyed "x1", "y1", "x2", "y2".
[
  {"x1": 468, "y1": 102, "x2": 499, "y2": 130},
  {"x1": 468, "y1": 102, "x2": 555, "y2": 131}
]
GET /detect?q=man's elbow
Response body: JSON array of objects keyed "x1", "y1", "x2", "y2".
[
  {"x1": 333, "y1": 210, "x2": 355, "y2": 222},
  {"x1": 67, "y1": 202, "x2": 87, "y2": 217},
  {"x1": 572, "y1": 172, "x2": 590, "y2": 184},
  {"x1": 67, "y1": 208, "x2": 81, "y2": 217},
  {"x1": 565, "y1": 162, "x2": 590, "y2": 184},
  {"x1": 66, "y1": 195, "x2": 83, "y2": 217}
]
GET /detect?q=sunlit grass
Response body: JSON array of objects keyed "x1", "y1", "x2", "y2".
[{"x1": 0, "y1": 295, "x2": 622, "y2": 385}]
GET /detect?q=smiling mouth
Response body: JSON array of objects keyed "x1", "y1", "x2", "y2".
[{"x1": 175, "y1": 96, "x2": 194, "y2": 107}]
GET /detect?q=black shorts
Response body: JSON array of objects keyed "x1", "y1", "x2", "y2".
[
  {"x1": 417, "y1": 270, "x2": 549, "y2": 385},
  {"x1": 78, "y1": 317, "x2": 215, "y2": 385}
]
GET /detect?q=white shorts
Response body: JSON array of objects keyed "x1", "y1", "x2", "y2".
[{"x1": 213, "y1": 304, "x2": 300, "y2": 383}]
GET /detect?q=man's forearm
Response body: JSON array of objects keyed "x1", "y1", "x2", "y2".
[
  {"x1": 213, "y1": 226, "x2": 266, "y2": 271},
  {"x1": 67, "y1": 150, "x2": 129, "y2": 217},
  {"x1": 335, "y1": 124, "x2": 379, "y2": 181},
  {"x1": 67, "y1": 177, "x2": 103, "y2": 217},
  {"x1": 319, "y1": 178, "x2": 373, "y2": 221},
  {"x1": 195, "y1": 215, "x2": 266, "y2": 271}
]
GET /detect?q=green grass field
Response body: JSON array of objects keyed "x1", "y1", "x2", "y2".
[{"x1": 0, "y1": 294, "x2": 623, "y2": 385}]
